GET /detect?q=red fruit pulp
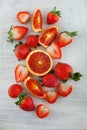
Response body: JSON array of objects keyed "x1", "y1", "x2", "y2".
[
  {"x1": 28, "y1": 52, "x2": 51, "y2": 74},
  {"x1": 26, "y1": 78, "x2": 45, "y2": 98}
]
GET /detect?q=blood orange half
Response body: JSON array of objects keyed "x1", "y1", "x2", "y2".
[
  {"x1": 39, "y1": 26, "x2": 59, "y2": 48},
  {"x1": 32, "y1": 8, "x2": 42, "y2": 32},
  {"x1": 24, "y1": 77, "x2": 45, "y2": 98},
  {"x1": 26, "y1": 50, "x2": 53, "y2": 76}
]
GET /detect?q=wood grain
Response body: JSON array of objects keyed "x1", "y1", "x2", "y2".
[{"x1": 0, "y1": 0, "x2": 87, "y2": 129}]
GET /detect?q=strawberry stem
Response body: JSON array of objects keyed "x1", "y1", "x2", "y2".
[
  {"x1": 70, "y1": 72, "x2": 83, "y2": 81},
  {"x1": 62, "y1": 72, "x2": 82, "y2": 82},
  {"x1": 65, "y1": 31, "x2": 77, "y2": 37},
  {"x1": 15, "y1": 93, "x2": 27, "y2": 105},
  {"x1": 51, "y1": 6, "x2": 61, "y2": 17}
]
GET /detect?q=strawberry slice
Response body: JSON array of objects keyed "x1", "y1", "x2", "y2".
[
  {"x1": 58, "y1": 31, "x2": 77, "y2": 47},
  {"x1": 47, "y1": 41, "x2": 62, "y2": 59},
  {"x1": 17, "y1": 11, "x2": 30, "y2": 24},
  {"x1": 15, "y1": 64, "x2": 29, "y2": 82},
  {"x1": 58, "y1": 83, "x2": 72, "y2": 97},
  {"x1": 46, "y1": 91, "x2": 58, "y2": 103},
  {"x1": 36, "y1": 104, "x2": 50, "y2": 118},
  {"x1": 7, "y1": 26, "x2": 28, "y2": 42}
]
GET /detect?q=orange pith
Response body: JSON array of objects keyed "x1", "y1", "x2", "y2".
[
  {"x1": 39, "y1": 26, "x2": 59, "y2": 48},
  {"x1": 24, "y1": 77, "x2": 45, "y2": 98},
  {"x1": 26, "y1": 50, "x2": 52, "y2": 76},
  {"x1": 32, "y1": 8, "x2": 42, "y2": 32}
]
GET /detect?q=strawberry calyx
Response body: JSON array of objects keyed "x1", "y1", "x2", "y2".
[
  {"x1": 14, "y1": 41, "x2": 23, "y2": 51},
  {"x1": 70, "y1": 72, "x2": 83, "y2": 81},
  {"x1": 64, "y1": 31, "x2": 77, "y2": 37},
  {"x1": 13, "y1": 41, "x2": 24, "y2": 51},
  {"x1": 63, "y1": 72, "x2": 83, "y2": 82},
  {"x1": 51, "y1": 6, "x2": 61, "y2": 17},
  {"x1": 7, "y1": 25, "x2": 14, "y2": 43},
  {"x1": 15, "y1": 93, "x2": 27, "y2": 105}
]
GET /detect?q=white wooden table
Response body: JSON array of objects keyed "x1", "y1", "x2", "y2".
[{"x1": 0, "y1": 0, "x2": 87, "y2": 129}]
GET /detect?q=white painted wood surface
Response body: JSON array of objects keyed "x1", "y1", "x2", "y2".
[{"x1": 0, "y1": 0, "x2": 87, "y2": 129}]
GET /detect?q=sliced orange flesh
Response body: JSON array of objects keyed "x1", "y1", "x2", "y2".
[
  {"x1": 32, "y1": 8, "x2": 42, "y2": 32},
  {"x1": 39, "y1": 26, "x2": 59, "y2": 48},
  {"x1": 26, "y1": 50, "x2": 53, "y2": 76},
  {"x1": 24, "y1": 77, "x2": 45, "y2": 98}
]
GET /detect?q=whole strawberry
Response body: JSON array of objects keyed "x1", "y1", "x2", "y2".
[
  {"x1": 26, "y1": 35, "x2": 38, "y2": 48},
  {"x1": 14, "y1": 41, "x2": 30, "y2": 60},
  {"x1": 54, "y1": 62, "x2": 73, "y2": 80},
  {"x1": 54, "y1": 62, "x2": 82, "y2": 81},
  {"x1": 42, "y1": 73, "x2": 58, "y2": 87},
  {"x1": 47, "y1": 7, "x2": 61, "y2": 24},
  {"x1": 8, "y1": 84, "x2": 22, "y2": 98},
  {"x1": 16, "y1": 93, "x2": 35, "y2": 111}
]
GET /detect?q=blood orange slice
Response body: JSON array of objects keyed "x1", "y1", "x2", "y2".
[
  {"x1": 24, "y1": 77, "x2": 45, "y2": 98},
  {"x1": 39, "y1": 26, "x2": 59, "y2": 48},
  {"x1": 26, "y1": 50, "x2": 53, "y2": 76},
  {"x1": 32, "y1": 8, "x2": 42, "y2": 32}
]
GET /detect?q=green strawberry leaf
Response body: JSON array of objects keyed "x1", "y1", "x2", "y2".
[
  {"x1": 65, "y1": 31, "x2": 78, "y2": 37},
  {"x1": 13, "y1": 41, "x2": 24, "y2": 51},
  {"x1": 7, "y1": 25, "x2": 14, "y2": 43},
  {"x1": 51, "y1": 6, "x2": 61, "y2": 17},
  {"x1": 15, "y1": 93, "x2": 27, "y2": 105},
  {"x1": 71, "y1": 72, "x2": 83, "y2": 81}
]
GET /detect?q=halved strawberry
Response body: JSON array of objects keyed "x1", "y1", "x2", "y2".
[
  {"x1": 58, "y1": 83, "x2": 73, "y2": 97},
  {"x1": 15, "y1": 64, "x2": 29, "y2": 82},
  {"x1": 17, "y1": 11, "x2": 30, "y2": 24},
  {"x1": 7, "y1": 26, "x2": 28, "y2": 42},
  {"x1": 36, "y1": 104, "x2": 50, "y2": 118},
  {"x1": 46, "y1": 91, "x2": 58, "y2": 103},
  {"x1": 58, "y1": 31, "x2": 77, "y2": 47},
  {"x1": 47, "y1": 41, "x2": 62, "y2": 59}
]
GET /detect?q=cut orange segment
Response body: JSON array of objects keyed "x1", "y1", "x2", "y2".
[
  {"x1": 32, "y1": 8, "x2": 42, "y2": 32},
  {"x1": 24, "y1": 77, "x2": 45, "y2": 98},
  {"x1": 39, "y1": 26, "x2": 59, "y2": 48},
  {"x1": 26, "y1": 50, "x2": 53, "y2": 76}
]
